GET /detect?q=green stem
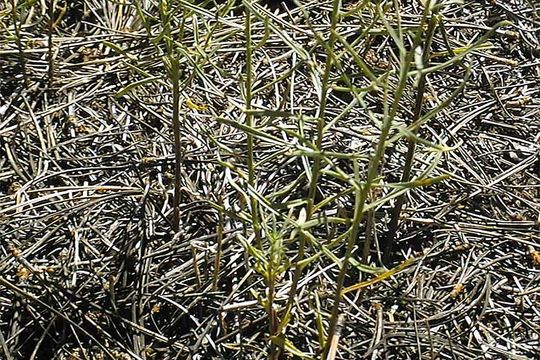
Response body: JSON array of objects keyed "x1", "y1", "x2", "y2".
[
  {"x1": 244, "y1": 4, "x2": 261, "y2": 249},
  {"x1": 384, "y1": 6, "x2": 439, "y2": 265},
  {"x1": 280, "y1": 0, "x2": 342, "y2": 347},
  {"x1": 323, "y1": 3, "x2": 433, "y2": 357},
  {"x1": 244, "y1": 4, "x2": 270, "y2": 356}
]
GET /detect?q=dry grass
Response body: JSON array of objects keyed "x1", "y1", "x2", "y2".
[{"x1": 0, "y1": 0, "x2": 539, "y2": 359}]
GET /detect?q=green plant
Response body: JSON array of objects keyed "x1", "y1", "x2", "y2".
[{"x1": 106, "y1": 0, "x2": 508, "y2": 358}]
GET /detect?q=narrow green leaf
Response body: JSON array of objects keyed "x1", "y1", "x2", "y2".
[
  {"x1": 215, "y1": 117, "x2": 289, "y2": 147},
  {"x1": 116, "y1": 76, "x2": 161, "y2": 98},
  {"x1": 269, "y1": 336, "x2": 312, "y2": 359}
]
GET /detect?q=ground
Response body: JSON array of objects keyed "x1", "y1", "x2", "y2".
[{"x1": 0, "y1": 0, "x2": 539, "y2": 359}]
